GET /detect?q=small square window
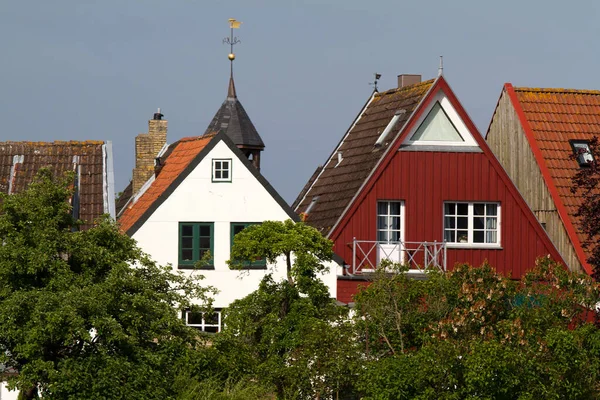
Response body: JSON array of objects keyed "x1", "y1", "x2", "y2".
[
  {"x1": 212, "y1": 159, "x2": 232, "y2": 182},
  {"x1": 570, "y1": 141, "x2": 594, "y2": 167}
]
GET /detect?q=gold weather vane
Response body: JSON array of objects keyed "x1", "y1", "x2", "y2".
[{"x1": 223, "y1": 18, "x2": 242, "y2": 76}]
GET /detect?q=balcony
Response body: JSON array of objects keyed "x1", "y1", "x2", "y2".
[{"x1": 349, "y1": 239, "x2": 446, "y2": 275}]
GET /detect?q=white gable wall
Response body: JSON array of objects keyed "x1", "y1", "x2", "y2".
[{"x1": 132, "y1": 140, "x2": 337, "y2": 307}]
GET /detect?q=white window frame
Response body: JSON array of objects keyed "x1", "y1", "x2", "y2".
[
  {"x1": 377, "y1": 200, "x2": 405, "y2": 244},
  {"x1": 212, "y1": 159, "x2": 232, "y2": 182},
  {"x1": 443, "y1": 202, "x2": 501, "y2": 248},
  {"x1": 185, "y1": 309, "x2": 222, "y2": 333}
]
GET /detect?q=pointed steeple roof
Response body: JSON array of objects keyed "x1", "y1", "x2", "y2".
[{"x1": 203, "y1": 76, "x2": 265, "y2": 149}]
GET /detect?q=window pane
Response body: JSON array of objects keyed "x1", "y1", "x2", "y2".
[
  {"x1": 199, "y1": 237, "x2": 211, "y2": 249},
  {"x1": 473, "y1": 231, "x2": 484, "y2": 243},
  {"x1": 474, "y1": 204, "x2": 485, "y2": 216},
  {"x1": 457, "y1": 231, "x2": 468, "y2": 242},
  {"x1": 377, "y1": 231, "x2": 388, "y2": 242},
  {"x1": 474, "y1": 217, "x2": 484, "y2": 230},
  {"x1": 181, "y1": 249, "x2": 193, "y2": 261},
  {"x1": 204, "y1": 326, "x2": 219, "y2": 333},
  {"x1": 390, "y1": 231, "x2": 401, "y2": 242},
  {"x1": 222, "y1": 170, "x2": 229, "y2": 180},
  {"x1": 182, "y1": 237, "x2": 193, "y2": 248},
  {"x1": 445, "y1": 203, "x2": 455, "y2": 215},
  {"x1": 389, "y1": 202, "x2": 401, "y2": 216},
  {"x1": 444, "y1": 230, "x2": 455, "y2": 242},
  {"x1": 457, "y1": 217, "x2": 468, "y2": 229},
  {"x1": 457, "y1": 203, "x2": 468, "y2": 215},
  {"x1": 215, "y1": 171, "x2": 222, "y2": 179},
  {"x1": 486, "y1": 217, "x2": 497, "y2": 229},
  {"x1": 486, "y1": 231, "x2": 497, "y2": 243},
  {"x1": 187, "y1": 311, "x2": 203, "y2": 325},
  {"x1": 377, "y1": 216, "x2": 387, "y2": 229},
  {"x1": 390, "y1": 216, "x2": 401, "y2": 230},
  {"x1": 487, "y1": 204, "x2": 498, "y2": 216},
  {"x1": 199, "y1": 226, "x2": 211, "y2": 236},
  {"x1": 444, "y1": 216, "x2": 455, "y2": 229},
  {"x1": 377, "y1": 202, "x2": 388, "y2": 215},
  {"x1": 215, "y1": 161, "x2": 222, "y2": 169},
  {"x1": 233, "y1": 225, "x2": 246, "y2": 235},
  {"x1": 182, "y1": 225, "x2": 193, "y2": 236},
  {"x1": 205, "y1": 312, "x2": 219, "y2": 325}
]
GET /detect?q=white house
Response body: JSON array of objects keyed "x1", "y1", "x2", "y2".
[{"x1": 118, "y1": 130, "x2": 338, "y2": 332}]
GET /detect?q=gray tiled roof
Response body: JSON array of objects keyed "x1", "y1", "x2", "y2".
[{"x1": 203, "y1": 77, "x2": 265, "y2": 149}]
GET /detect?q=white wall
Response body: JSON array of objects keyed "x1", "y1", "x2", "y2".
[
  {"x1": 0, "y1": 382, "x2": 19, "y2": 400},
  {"x1": 132, "y1": 140, "x2": 337, "y2": 308}
]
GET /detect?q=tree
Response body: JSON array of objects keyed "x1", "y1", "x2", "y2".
[
  {"x1": 0, "y1": 169, "x2": 213, "y2": 399},
  {"x1": 354, "y1": 259, "x2": 600, "y2": 399},
  {"x1": 214, "y1": 220, "x2": 359, "y2": 399},
  {"x1": 228, "y1": 219, "x2": 332, "y2": 290},
  {"x1": 571, "y1": 136, "x2": 600, "y2": 281}
]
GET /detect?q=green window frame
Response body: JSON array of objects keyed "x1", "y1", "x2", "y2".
[
  {"x1": 179, "y1": 222, "x2": 214, "y2": 269},
  {"x1": 212, "y1": 158, "x2": 232, "y2": 182},
  {"x1": 230, "y1": 222, "x2": 266, "y2": 269}
]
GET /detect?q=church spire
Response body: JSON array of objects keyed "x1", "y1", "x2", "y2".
[
  {"x1": 203, "y1": 18, "x2": 265, "y2": 170},
  {"x1": 228, "y1": 74, "x2": 237, "y2": 99}
]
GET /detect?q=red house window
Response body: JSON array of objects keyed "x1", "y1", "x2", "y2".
[{"x1": 444, "y1": 202, "x2": 500, "y2": 247}]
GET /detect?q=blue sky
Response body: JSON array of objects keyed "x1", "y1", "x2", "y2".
[{"x1": 1, "y1": 0, "x2": 599, "y2": 202}]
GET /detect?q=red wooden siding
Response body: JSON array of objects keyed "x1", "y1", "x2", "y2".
[
  {"x1": 337, "y1": 279, "x2": 370, "y2": 304},
  {"x1": 332, "y1": 150, "x2": 559, "y2": 278}
]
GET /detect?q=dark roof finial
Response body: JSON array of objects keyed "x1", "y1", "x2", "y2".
[{"x1": 228, "y1": 74, "x2": 237, "y2": 99}]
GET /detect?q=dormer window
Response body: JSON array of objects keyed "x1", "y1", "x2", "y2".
[
  {"x1": 570, "y1": 141, "x2": 594, "y2": 167},
  {"x1": 212, "y1": 159, "x2": 232, "y2": 182}
]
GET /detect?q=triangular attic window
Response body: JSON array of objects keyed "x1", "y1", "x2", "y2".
[{"x1": 410, "y1": 102, "x2": 464, "y2": 142}]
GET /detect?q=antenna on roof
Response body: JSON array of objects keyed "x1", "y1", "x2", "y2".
[
  {"x1": 438, "y1": 56, "x2": 444, "y2": 77},
  {"x1": 369, "y1": 73, "x2": 382, "y2": 92}
]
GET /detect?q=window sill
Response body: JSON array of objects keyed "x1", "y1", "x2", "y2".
[
  {"x1": 178, "y1": 265, "x2": 215, "y2": 270},
  {"x1": 446, "y1": 244, "x2": 502, "y2": 250},
  {"x1": 229, "y1": 265, "x2": 268, "y2": 271}
]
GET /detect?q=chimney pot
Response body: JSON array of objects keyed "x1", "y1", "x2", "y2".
[{"x1": 398, "y1": 74, "x2": 421, "y2": 88}]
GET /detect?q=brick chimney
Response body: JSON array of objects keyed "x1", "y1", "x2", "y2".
[
  {"x1": 132, "y1": 110, "x2": 167, "y2": 193},
  {"x1": 398, "y1": 74, "x2": 421, "y2": 88}
]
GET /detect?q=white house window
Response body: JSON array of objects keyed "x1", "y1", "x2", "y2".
[
  {"x1": 186, "y1": 309, "x2": 221, "y2": 333},
  {"x1": 212, "y1": 159, "x2": 232, "y2": 182},
  {"x1": 377, "y1": 201, "x2": 404, "y2": 243},
  {"x1": 444, "y1": 202, "x2": 500, "y2": 246},
  {"x1": 570, "y1": 141, "x2": 594, "y2": 166}
]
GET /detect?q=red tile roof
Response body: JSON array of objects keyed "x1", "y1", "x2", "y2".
[
  {"x1": 118, "y1": 135, "x2": 214, "y2": 234},
  {"x1": 507, "y1": 85, "x2": 600, "y2": 271},
  {"x1": 0, "y1": 141, "x2": 108, "y2": 230}
]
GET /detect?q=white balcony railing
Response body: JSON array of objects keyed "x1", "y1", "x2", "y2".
[{"x1": 351, "y1": 239, "x2": 446, "y2": 275}]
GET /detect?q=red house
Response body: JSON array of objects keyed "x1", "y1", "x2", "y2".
[{"x1": 293, "y1": 75, "x2": 565, "y2": 303}]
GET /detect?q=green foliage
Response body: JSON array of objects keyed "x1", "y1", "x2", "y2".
[
  {"x1": 217, "y1": 220, "x2": 358, "y2": 399},
  {"x1": 228, "y1": 220, "x2": 333, "y2": 290},
  {"x1": 355, "y1": 259, "x2": 600, "y2": 399},
  {"x1": 0, "y1": 169, "x2": 213, "y2": 399},
  {"x1": 176, "y1": 376, "x2": 274, "y2": 400}
]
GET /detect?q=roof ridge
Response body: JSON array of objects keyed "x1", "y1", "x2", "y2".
[
  {"x1": 1, "y1": 140, "x2": 105, "y2": 146},
  {"x1": 376, "y1": 79, "x2": 436, "y2": 97},
  {"x1": 514, "y1": 87, "x2": 600, "y2": 95},
  {"x1": 180, "y1": 133, "x2": 217, "y2": 142}
]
